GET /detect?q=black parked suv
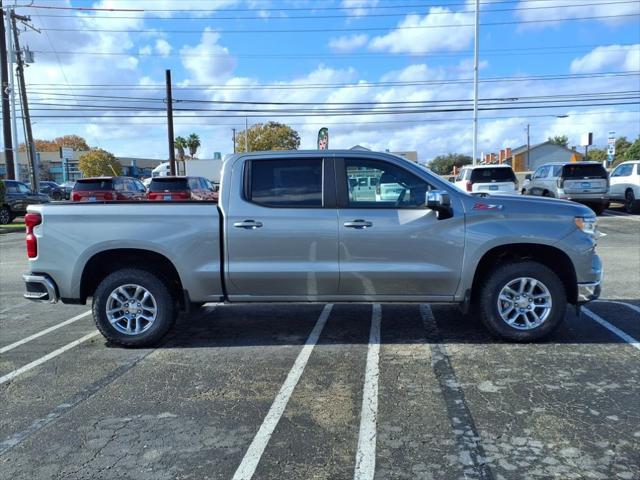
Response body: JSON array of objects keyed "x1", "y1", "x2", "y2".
[
  {"x1": 39, "y1": 181, "x2": 65, "y2": 201},
  {"x1": 0, "y1": 180, "x2": 50, "y2": 224}
]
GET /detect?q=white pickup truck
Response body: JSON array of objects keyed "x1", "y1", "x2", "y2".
[{"x1": 23, "y1": 150, "x2": 603, "y2": 346}]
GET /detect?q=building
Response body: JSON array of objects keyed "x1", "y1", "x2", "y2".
[
  {"x1": 0, "y1": 151, "x2": 165, "y2": 183},
  {"x1": 506, "y1": 141, "x2": 584, "y2": 172}
]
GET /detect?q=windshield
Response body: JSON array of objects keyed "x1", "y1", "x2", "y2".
[
  {"x1": 74, "y1": 179, "x2": 113, "y2": 191},
  {"x1": 149, "y1": 178, "x2": 189, "y2": 191},
  {"x1": 471, "y1": 168, "x2": 516, "y2": 182},
  {"x1": 562, "y1": 164, "x2": 607, "y2": 179}
]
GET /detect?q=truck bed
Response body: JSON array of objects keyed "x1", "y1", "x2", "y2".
[{"x1": 27, "y1": 202, "x2": 224, "y2": 303}]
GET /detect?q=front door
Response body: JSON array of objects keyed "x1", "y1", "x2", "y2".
[
  {"x1": 225, "y1": 156, "x2": 339, "y2": 299},
  {"x1": 336, "y1": 157, "x2": 465, "y2": 299}
]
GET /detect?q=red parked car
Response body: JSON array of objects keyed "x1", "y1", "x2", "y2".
[
  {"x1": 71, "y1": 177, "x2": 147, "y2": 202},
  {"x1": 147, "y1": 176, "x2": 218, "y2": 201}
]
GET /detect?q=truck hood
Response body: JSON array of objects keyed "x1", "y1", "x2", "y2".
[{"x1": 463, "y1": 193, "x2": 595, "y2": 217}]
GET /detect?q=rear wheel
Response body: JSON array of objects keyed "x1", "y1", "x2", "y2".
[
  {"x1": 0, "y1": 206, "x2": 12, "y2": 225},
  {"x1": 92, "y1": 268, "x2": 176, "y2": 347},
  {"x1": 625, "y1": 190, "x2": 640, "y2": 214},
  {"x1": 542, "y1": 190, "x2": 553, "y2": 197},
  {"x1": 591, "y1": 203, "x2": 605, "y2": 216},
  {"x1": 479, "y1": 261, "x2": 567, "y2": 341},
  {"x1": 52, "y1": 191, "x2": 62, "y2": 201}
]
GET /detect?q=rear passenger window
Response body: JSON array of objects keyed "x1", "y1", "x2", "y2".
[{"x1": 249, "y1": 159, "x2": 323, "y2": 207}]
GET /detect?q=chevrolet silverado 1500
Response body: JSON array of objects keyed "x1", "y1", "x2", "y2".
[{"x1": 23, "y1": 150, "x2": 602, "y2": 346}]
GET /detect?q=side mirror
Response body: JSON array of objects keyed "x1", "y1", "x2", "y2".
[
  {"x1": 448, "y1": 177, "x2": 455, "y2": 183},
  {"x1": 525, "y1": 174, "x2": 532, "y2": 180},
  {"x1": 426, "y1": 190, "x2": 453, "y2": 219}
]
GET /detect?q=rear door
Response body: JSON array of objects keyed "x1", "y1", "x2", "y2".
[
  {"x1": 562, "y1": 164, "x2": 608, "y2": 194},
  {"x1": 336, "y1": 157, "x2": 464, "y2": 299},
  {"x1": 225, "y1": 156, "x2": 339, "y2": 299},
  {"x1": 471, "y1": 167, "x2": 517, "y2": 194}
]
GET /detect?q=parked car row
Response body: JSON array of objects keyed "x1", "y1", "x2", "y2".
[
  {"x1": 452, "y1": 160, "x2": 640, "y2": 215},
  {"x1": 71, "y1": 176, "x2": 219, "y2": 202}
]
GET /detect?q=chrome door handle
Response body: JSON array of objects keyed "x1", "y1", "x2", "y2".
[
  {"x1": 233, "y1": 220, "x2": 263, "y2": 229},
  {"x1": 343, "y1": 219, "x2": 373, "y2": 229}
]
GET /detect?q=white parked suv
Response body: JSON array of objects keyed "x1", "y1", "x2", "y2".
[
  {"x1": 454, "y1": 165, "x2": 518, "y2": 195},
  {"x1": 608, "y1": 160, "x2": 640, "y2": 213}
]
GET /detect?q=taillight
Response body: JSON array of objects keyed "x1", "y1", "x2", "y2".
[
  {"x1": 173, "y1": 191, "x2": 190, "y2": 200},
  {"x1": 466, "y1": 181, "x2": 472, "y2": 192},
  {"x1": 147, "y1": 192, "x2": 159, "y2": 200},
  {"x1": 25, "y1": 212, "x2": 41, "y2": 259},
  {"x1": 104, "y1": 192, "x2": 114, "y2": 201},
  {"x1": 72, "y1": 192, "x2": 80, "y2": 201}
]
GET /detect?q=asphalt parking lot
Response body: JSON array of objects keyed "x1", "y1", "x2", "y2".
[{"x1": 1, "y1": 208, "x2": 639, "y2": 480}]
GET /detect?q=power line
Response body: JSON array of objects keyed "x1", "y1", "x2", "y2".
[
  {"x1": 24, "y1": 0, "x2": 606, "y2": 14},
  {"x1": 26, "y1": 71, "x2": 640, "y2": 91},
  {"x1": 29, "y1": 43, "x2": 640, "y2": 60},
  {"x1": 36, "y1": 13, "x2": 640, "y2": 34},
  {"x1": 28, "y1": 1, "x2": 639, "y2": 20}
]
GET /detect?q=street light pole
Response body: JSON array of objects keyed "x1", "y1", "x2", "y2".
[
  {"x1": 526, "y1": 123, "x2": 530, "y2": 171},
  {"x1": 472, "y1": 0, "x2": 479, "y2": 165},
  {"x1": 5, "y1": 6, "x2": 19, "y2": 180}
]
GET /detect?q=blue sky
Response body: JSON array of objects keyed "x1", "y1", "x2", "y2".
[{"x1": 10, "y1": 0, "x2": 640, "y2": 161}]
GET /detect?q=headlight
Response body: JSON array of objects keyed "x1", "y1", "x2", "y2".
[{"x1": 575, "y1": 216, "x2": 597, "y2": 235}]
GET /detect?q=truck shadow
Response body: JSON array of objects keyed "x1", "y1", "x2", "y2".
[{"x1": 160, "y1": 300, "x2": 639, "y2": 349}]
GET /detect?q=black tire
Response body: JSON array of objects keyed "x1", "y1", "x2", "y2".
[
  {"x1": 591, "y1": 203, "x2": 605, "y2": 216},
  {"x1": 625, "y1": 190, "x2": 640, "y2": 214},
  {"x1": 52, "y1": 191, "x2": 62, "y2": 201},
  {"x1": 92, "y1": 268, "x2": 176, "y2": 347},
  {"x1": 478, "y1": 261, "x2": 567, "y2": 342},
  {"x1": 542, "y1": 190, "x2": 553, "y2": 197},
  {"x1": 0, "y1": 206, "x2": 12, "y2": 225}
]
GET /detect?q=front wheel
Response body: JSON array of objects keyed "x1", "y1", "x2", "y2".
[
  {"x1": 591, "y1": 203, "x2": 605, "y2": 216},
  {"x1": 478, "y1": 261, "x2": 567, "y2": 341},
  {"x1": 92, "y1": 268, "x2": 176, "y2": 347},
  {"x1": 626, "y1": 190, "x2": 640, "y2": 214},
  {"x1": 52, "y1": 191, "x2": 62, "y2": 201},
  {"x1": 0, "y1": 206, "x2": 12, "y2": 225}
]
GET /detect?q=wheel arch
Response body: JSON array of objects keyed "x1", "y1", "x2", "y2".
[
  {"x1": 471, "y1": 243, "x2": 578, "y2": 305},
  {"x1": 80, "y1": 248, "x2": 186, "y2": 307}
]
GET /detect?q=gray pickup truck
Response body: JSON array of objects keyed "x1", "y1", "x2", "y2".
[{"x1": 23, "y1": 150, "x2": 602, "y2": 346}]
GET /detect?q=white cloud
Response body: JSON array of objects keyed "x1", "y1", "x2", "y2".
[
  {"x1": 154, "y1": 39, "x2": 172, "y2": 57},
  {"x1": 342, "y1": 0, "x2": 380, "y2": 18},
  {"x1": 180, "y1": 29, "x2": 236, "y2": 83},
  {"x1": 328, "y1": 34, "x2": 369, "y2": 53},
  {"x1": 368, "y1": 8, "x2": 474, "y2": 54},
  {"x1": 515, "y1": 0, "x2": 640, "y2": 26},
  {"x1": 570, "y1": 44, "x2": 640, "y2": 73}
]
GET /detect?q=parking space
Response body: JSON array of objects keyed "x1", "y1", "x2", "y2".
[{"x1": 0, "y1": 213, "x2": 638, "y2": 479}]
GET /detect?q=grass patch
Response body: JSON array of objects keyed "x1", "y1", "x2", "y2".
[{"x1": 0, "y1": 222, "x2": 25, "y2": 234}]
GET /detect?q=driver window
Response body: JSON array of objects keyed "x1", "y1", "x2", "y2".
[{"x1": 345, "y1": 158, "x2": 431, "y2": 208}]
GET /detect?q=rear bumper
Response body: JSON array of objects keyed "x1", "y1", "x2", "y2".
[
  {"x1": 559, "y1": 193, "x2": 609, "y2": 204},
  {"x1": 23, "y1": 273, "x2": 59, "y2": 303}
]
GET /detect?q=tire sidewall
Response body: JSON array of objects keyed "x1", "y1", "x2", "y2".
[
  {"x1": 479, "y1": 261, "x2": 567, "y2": 341},
  {"x1": 0, "y1": 206, "x2": 11, "y2": 225},
  {"x1": 92, "y1": 268, "x2": 175, "y2": 347}
]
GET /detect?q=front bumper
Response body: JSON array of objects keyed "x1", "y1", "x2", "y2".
[
  {"x1": 23, "y1": 274, "x2": 59, "y2": 303},
  {"x1": 577, "y1": 281, "x2": 601, "y2": 303}
]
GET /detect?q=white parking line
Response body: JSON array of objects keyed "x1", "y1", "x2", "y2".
[
  {"x1": 583, "y1": 307, "x2": 640, "y2": 352},
  {"x1": 0, "y1": 331, "x2": 99, "y2": 385},
  {"x1": 354, "y1": 304, "x2": 381, "y2": 480},
  {"x1": 0, "y1": 311, "x2": 92, "y2": 354},
  {"x1": 595, "y1": 300, "x2": 640, "y2": 316},
  {"x1": 232, "y1": 304, "x2": 333, "y2": 480}
]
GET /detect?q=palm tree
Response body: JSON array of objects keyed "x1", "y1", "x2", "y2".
[
  {"x1": 174, "y1": 136, "x2": 187, "y2": 161},
  {"x1": 186, "y1": 133, "x2": 201, "y2": 159}
]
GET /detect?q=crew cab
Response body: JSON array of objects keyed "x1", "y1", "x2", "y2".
[
  {"x1": 23, "y1": 150, "x2": 603, "y2": 346},
  {"x1": 0, "y1": 180, "x2": 50, "y2": 225}
]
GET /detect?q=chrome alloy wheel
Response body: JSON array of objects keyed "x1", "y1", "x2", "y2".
[
  {"x1": 106, "y1": 284, "x2": 158, "y2": 335},
  {"x1": 497, "y1": 277, "x2": 552, "y2": 330}
]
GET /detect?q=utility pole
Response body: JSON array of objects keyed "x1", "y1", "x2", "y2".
[
  {"x1": 4, "y1": 3, "x2": 18, "y2": 181},
  {"x1": 232, "y1": 128, "x2": 236, "y2": 153},
  {"x1": 165, "y1": 69, "x2": 176, "y2": 176},
  {"x1": 11, "y1": 11, "x2": 38, "y2": 192},
  {"x1": 245, "y1": 117, "x2": 249, "y2": 152},
  {"x1": 471, "y1": 0, "x2": 479, "y2": 165},
  {"x1": 526, "y1": 124, "x2": 530, "y2": 170},
  {"x1": 0, "y1": 4, "x2": 15, "y2": 179}
]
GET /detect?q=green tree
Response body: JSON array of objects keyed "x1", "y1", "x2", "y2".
[
  {"x1": 548, "y1": 135, "x2": 569, "y2": 147},
  {"x1": 78, "y1": 149, "x2": 122, "y2": 177},
  {"x1": 174, "y1": 136, "x2": 187, "y2": 161},
  {"x1": 587, "y1": 148, "x2": 607, "y2": 162},
  {"x1": 624, "y1": 137, "x2": 640, "y2": 161},
  {"x1": 615, "y1": 137, "x2": 632, "y2": 159},
  {"x1": 428, "y1": 153, "x2": 472, "y2": 175},
  {"x1": 186, "y1": 133, "x2": 201, "y2": 158},
  {"x1": 236, "y1": 121, "x2": 300, "y2": 152}
]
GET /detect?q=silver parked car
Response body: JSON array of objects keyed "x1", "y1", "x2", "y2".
[{"x1": 523, "y1": 161, "x2": 609, "y2": 215}]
